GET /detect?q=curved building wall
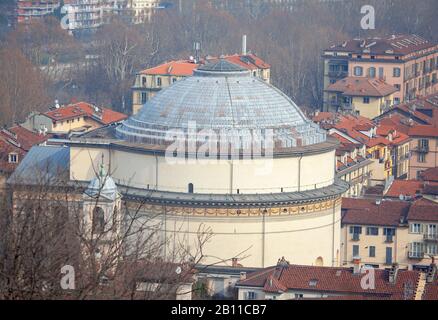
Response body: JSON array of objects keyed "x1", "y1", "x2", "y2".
[
  {"x1": 69, "y1": 146, "x2": 335, "y2": 194},
  {"x1": 131, "y1": 198, "x2": 342, "y2": 268}
]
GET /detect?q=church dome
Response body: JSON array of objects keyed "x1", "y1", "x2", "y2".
[
  {"x1": 84, "y1": 164, "x2": 118, "y2": 201},
  {"x1": 116, "y1": 60, "x2": 326, "y2": 148}
]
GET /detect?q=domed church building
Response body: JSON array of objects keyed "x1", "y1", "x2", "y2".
[{"x1": 15, "y1": 60, "x2": 349, "y2": 268}]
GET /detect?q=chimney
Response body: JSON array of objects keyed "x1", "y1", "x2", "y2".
[
  {"x1": 426, "y1": 263, "x2": 437, "y2": 283},
  {"x1": 388, "y1": 263, "x2": 399, "y2": 284},
  {"x1": 353, "y1": 256, "x2": 361, "y2": 274},
  {"x1": 240, "y1": 272, "x2": 247, "y2": 281},
  {"x1": 242, "y1": 35, "x2": 247, "y2": 56},
  {"x1": 232, "y1": 258, "x2": 238, "y2": 267}
]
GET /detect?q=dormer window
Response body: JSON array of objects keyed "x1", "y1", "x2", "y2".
[{"x1": 8, "y1": 153, "x2": 18, "y2": 163}]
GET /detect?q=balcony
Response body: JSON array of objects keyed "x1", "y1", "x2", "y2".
[
  {"x1": 327, "y1": 71, "x2": 348, "y2": 78},
  {"x1": 385, "y1": 235, "x2": 394, "y2": 243},
  {"x1": 413, "y1": 145, "x2": 429, "y2": 153},
  {"x1": 408, "y1": 251, "x2": 424, "y2": 259},
  {"x1": 424, "y1": 233, "x2": 438, "y2": 241}
]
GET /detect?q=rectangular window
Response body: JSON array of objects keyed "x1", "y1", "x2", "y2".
[
  {"x1": 156, "y1": 77, "x2": 162, "y2": 87},
  {"x1": 418, "y1": 153, "x2": 426, "y2": 163},
  {"x1": 8, "y1": 153, "x2": 18, "y2": 163},
  {"x1": 394, "y1": 84, "x2": 401, "y2": 91},
  {"x1": 247, "y1": 291, "x2": 256, "y2": 300},
  {"x1": 141, "y1": 92, "x2": 147, "y2": 104},
  {"x1": 383, "y1": 228, "x2": 395, "y2": 236},
  {"x1": 393, "y1": 68, "x2": 401, "y2": 77},
  {"x1": 385, "y1": 247, "x2": 392, "y2": 264},
  {"x1": 410, "y1": 223, "x2": 422, "y2": 234},
  {"x1": 379, "y1": 67, "x2": 384, "y2": 79},
  {"x1": 363, "y1": 97, "x2": 370, "y2": 104},
  {"x1": 366, "y1": 227, "x2": 379, "y2": 236},
  {"x1": 369, "y1": 246, "x2": 376, "y2": 257},
  {"x1": 354, "y1": 66, "x2": 363, "y2": 76},
  {"x1": 353, "y1": 245, "x2": 359, "y2": 257},
  {"x1": 427, "y1": 244, "x2": 438, "y2": 255},
  {"x1": 349, "y1": 226, "x2": 362, "y2": 234}
]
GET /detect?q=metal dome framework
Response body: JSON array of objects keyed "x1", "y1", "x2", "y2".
[{"x1": 116, "y1": 60, "x2": 326, "y2": 150}]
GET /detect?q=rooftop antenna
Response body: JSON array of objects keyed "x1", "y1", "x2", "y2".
[
  {"x1": 193, "y1": 42, "x2": 201, "y2": 63},
  {"x1": 242, "y1": 34, "x2": 247, "y2": 56}
]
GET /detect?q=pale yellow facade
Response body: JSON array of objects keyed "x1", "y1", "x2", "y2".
[
  {"x1": 342, "y1": 221, "x2": 437, "y2": 270},
  {"x1": 69, "y1": 146, "x2": 336, "y2": 194},
  {"x1": 65, "y1": 140, "x2": 344, "y2": 268}
]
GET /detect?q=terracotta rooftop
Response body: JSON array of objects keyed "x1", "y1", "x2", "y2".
[
  {"x1": 325, "y1": 34, "x2": 435, "y2": 57},
  {"x1": 408, "y1": 125, "x2": 438, "y2": 137},
  {"x1": 407, "y1": 198, "x2": 438, "y2": 222},
  {"x1": 0, "y1": 125, "x2": 51, "y2": 174},
  {"x1": 237, "y1": 263, "x2": 421, "y2": 300},
  {"x1": 139, "y1": 54, "x2": 270, "y2": 76},
  {"x1": 342, "y1": 198, "x2": 410, "y2": 227},
  {"x1": 421, "y1": 167, "x2": 438, "y2": 182},
  {"x1": 385, "y1": 180, "x2": 430, "y2": 198},
  {"x1": 326, "y1": 77, "x2": 397, "y2": 97},
  {"x1": 45, "y1": 102, "x2": 127, "y2": 125},
  {"x1": 139, "y1": 60, "x2": 200, "y2": 76}
]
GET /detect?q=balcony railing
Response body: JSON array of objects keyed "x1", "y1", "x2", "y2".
[
  {"x1": 408, "y1": 251, "x2": 424, "y2": 259},
  {"x1": 327, "y1": 71, "x2": 348, "y2": 78},
  {"x1": 413, "y1": 145, "x2": 429, "y2": 153},
  {"x1": 385, "y1": 235, "x2": 394, "y2": 243},
  {"x1": 352, "y1": 233, "x2": 360, "y2": 241},
  {"x1": 424, "y1": 233, "x2": 438, "y2": 241}
]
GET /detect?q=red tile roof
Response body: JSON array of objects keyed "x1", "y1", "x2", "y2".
[
  {"x1": 408, "y1": 125, "x2": 438, "y2": 137},
  {"x1": 312, "y1": 112, "x2": 336, "y2": 123},
  {"x1": 45, "y1": 102, "x2": 127, "y2": 125},
  {"x1": 0, "y1": 125, "x2": 49, "y2": 152},
  {"x1": 221, "y1": 54, "x2": 271, "y2": 70},
  {"x1": 237, "y1": 263, "x2": 420, "y2": 299},
  {"x1": 325, "y1": 34, "x2": 435, "y2": 57},
  {"x1": 139, "y1": 54, "x2": 270, "y2": 77},
  {"x1": 421, "y1": 167, "x2": 438, "y2": 182},
  {"x1": 342, "y1": 199, "x2": 409, "y2": 227},
  {"x1": 407, "y1": 198, "x2": 438, "y2": 222},
  {"x1": 385, "y1": 180, "x2": 426, "y2": 198},
  {"x1": 0, "y1": 125, "x2": 50, "y2": 174},
  {"x1": 326, "y1": 77, "x2": 397, "y2": 97},
  {"x1": 424, "y1": 280, "x2": 438, "y2": 300},
  {"x1": 139, "y1": 60, "x2": 199, "y2": 76}
]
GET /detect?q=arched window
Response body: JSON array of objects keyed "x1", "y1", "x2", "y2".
[
  {"x1": 92, "y1": 207, "x2": 105, "y2": 234},
  {"x1": 354, "y1": 66, "x2": 363, "y2": 76},
  {"x1": 188, "y1": 183, "x2": 194, "y2": 193},
  {"x1": 315, "y1": 257, "x2": 324, "y2": 267}
]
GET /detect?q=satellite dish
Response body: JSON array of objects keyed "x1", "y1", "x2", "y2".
[
  {"x1": 399, "y1": 194, "x2": 405, "y2": 201},
  {"x1": 175, "y1": 266, "x2": 182, "y2": 274}
]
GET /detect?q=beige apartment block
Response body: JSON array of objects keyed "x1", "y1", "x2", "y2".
[
  {"x1": 341, "y1": 198, "x2": 438, "y2": 270},
  {"x1": 323, "y1": 34, "x2": 438, "y2": 111}
]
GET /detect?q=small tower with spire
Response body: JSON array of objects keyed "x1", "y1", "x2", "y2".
[{"x1": 82, "y1": 159, "x2": 122, "y2": 247}]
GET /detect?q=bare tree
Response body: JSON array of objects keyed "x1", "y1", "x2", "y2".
[{"x1": 0, "y1": 161, "x2": 246, "y2": 300}]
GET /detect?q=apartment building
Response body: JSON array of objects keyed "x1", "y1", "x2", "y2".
[
  {"x1": 0, "y1": 126, "x2": 50, "y2": 191},
  {"x1": 235, "y1": 257, "x2": 430, "y2": 300},
  {"x1": 408, "y1": 125, "x2": 438, "y2": 180},
  {"x1": 132, "y1": 53, "x2": 271, "y2": 114},
  {"x1": 341, "y1": 198, "x2": 438, "y2": 270},
  {"x1": 325, "y1": 77, "x2": 397, "y2": 119},
  {"x1": 22, "y1": 101, "x2": 127, "y2": 136},
  {"x1": 312, "y1": 112, "x2": 410, "y2": 187},
  {"x1": 334, "y1": 142, "x2": 372, "y2": 198},
  {"x1": 16, "y1": 0, "x2": 61, "y2": 24},
  {"x1": 128, "y1": 0, "x2": 160, "y2": 23},
  {"x1": 323, "y1": 34, "x2": 438, "y2": 111}
]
